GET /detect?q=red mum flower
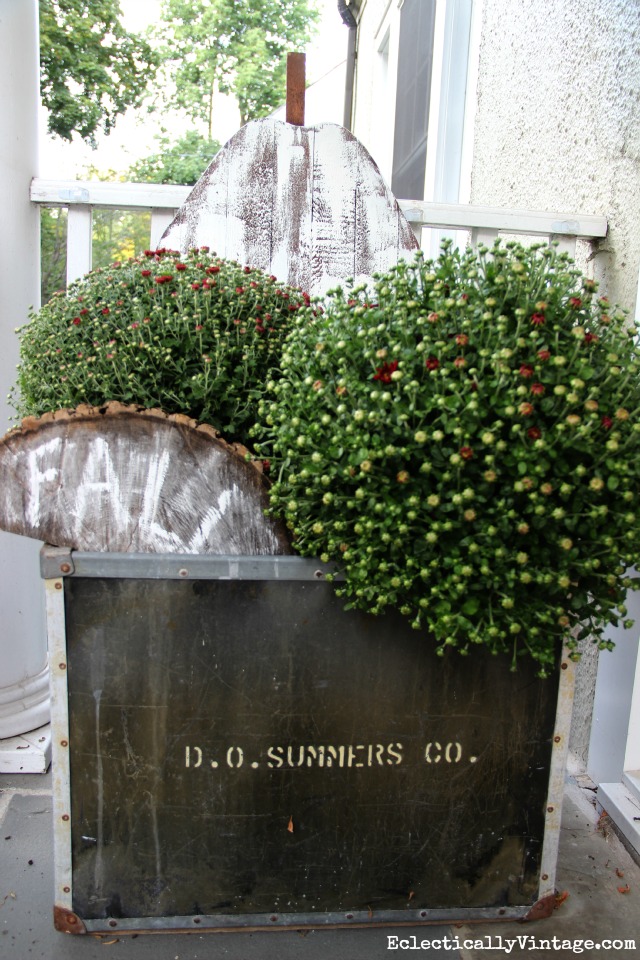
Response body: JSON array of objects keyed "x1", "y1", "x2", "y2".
[
  {"x1": 527, "y1": 426, "x2": 542, "y2": 440},
  {"x1": 101, "y1": 307, "x2": 110, "y2": 315},
  {"x1": 537, "y1": 349, "x2": 551, "y2": 361},
  {"x1": 373, "y1": 360, "x2": 399, "y2": 383},
  {"x1": 601, "y1": 416, "x2": 614, "y2": 430},
  {"x1": 519, "y1": 364, "x2": 534, "y2": 378},
  {"x1": 454, "y1": 356, "x2": 467, "y2": 369},
  {"x1": 584, "y1": 332, "x2": 599, "y2": 343},
  {"x1": 460, "y1": 446, "x2": 474, "y2": 460},
  {"x1": 530, "y1": 382, "x2": 545, "y2": 396},
  {"x1": 206, "y1": 266, "x2": 220, "y2": 274},
  {"x1": 175, "y1": 263, "x2": 186, "y2": 271},
  {"x1": 519, "y1": 402, "x2": 535, "y2": 416},
  {"x1": 244, "y1": 266, "x2": 252, "y2": 274},
  {"x1": 72, "y1": 317, "x2": 81, "y2": 325},
  {"x1": 531, "y1": 313, "x2": 546, "y2": 326},
  {"x1": 191, "y1": 282, "x2": 201, "y2": 290},
  {"x1": 235, "y1": 286, "x2": 244, "y2": 294},
  {"x1": 455, "y1": 333, "x2": 469, "y2": 346},
  {"x1": 569, "y1": 297, "x2": 582, "y2": 309},
  {"x1": 155, "y1": 274, "x2": 173, "y2": 284},
  {"x1": 425, "y1": 357, "x2": 440, "y2": 371}
]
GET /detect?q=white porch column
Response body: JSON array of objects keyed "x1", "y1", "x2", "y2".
[{"x1": 0, "y1": 0, "x2": 49, "y2": 746}]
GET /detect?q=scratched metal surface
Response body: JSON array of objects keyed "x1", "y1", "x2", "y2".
[
  {"x1": 160, "y1": 119, "x2": 419, "y2": 297},
  {"x1": 62, "y1": 575, "x2": 560, "y2": 925}
]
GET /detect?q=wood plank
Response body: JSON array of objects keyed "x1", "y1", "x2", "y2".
[
  {"x1": 160, "y1": 119, "x2": 419, "y2": 296},
  {"x1": 66, "y1": 205, "x2": 92, "y2": 284},
  {"x1": 31, "y1": 178, "x2": 190, "y2": 211},
  {"x1": 0, "y1": 406, "x2": 291, "y2": 555},
  {"x1": 0, "y1": 723, "x2": 51, "y2": 774},
  {"x1": 30, "y1": 180, "x2": 608, "y2": 242},
  {"x1": 399, "y1": 200, "x2": 608, "y2": 238}
]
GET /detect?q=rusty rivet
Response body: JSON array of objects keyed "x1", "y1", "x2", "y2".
[
  {"x1": 541, "y1": 873, "x2": 549, "y2": 881},
  {"x1": 55, "y1": 582, "x2": 63, "y2": 590},
  {"x1": 60, "y1": 740, "x2": 68, "y2": 748},
  {"x1": 178, "y1": 568, "x2": 189, "y2": 577},
  {"x1": 66, "y1": 914, "x2": 77, "y2": 925},
  {"x1": 59, "y1": 663, "x2": 67, "y2": 670},
  {"x1": 109, "y1": 919, "x2": 118, "y2": 928},
  {"x1": 270, "y1": 915, "x2": 278, "y2": 922},
  {"x1": 561, "y1": 662, "x2": 568, "y2": 670},
  {"x1": 498, "y1": 908, "x2": 506, "y2": 915},
  {"x1": 60, "y1": 563, "x2": 71, "y2": 574},
  {"x1": 547, "y1": 806, "x2": 554, "y2": 813},
  {"x1": 554, "y1": 735, "x2": 561, "y2": 743},
  {"x1": 61, "y1": 814, "x2": 69, "y2": 822},
  {"x1": 63, "y1": 886, "x2": 70, "y2": 893},
  {"x1": 193, "y1": 917, "x2": 201, "y2": 924}
]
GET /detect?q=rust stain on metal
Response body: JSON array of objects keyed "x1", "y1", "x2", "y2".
[
  {"x1": 54, "y1": 905, "x2": 87, "y2": 934},
  {"x1": 520, "y1": 893, "x2": 556, "y2": 922}
]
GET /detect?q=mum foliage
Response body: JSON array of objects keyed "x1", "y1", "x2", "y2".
[
  {"x1": 13, "y1": 248, "x2": 309, "y2": 447},
  {"x1": 256, "y1": 241, "x2": 640, "y2": 674}
]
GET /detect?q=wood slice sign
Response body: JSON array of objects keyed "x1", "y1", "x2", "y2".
[
  {"x1": 161, "y1": 119, "x2": 419, "y2": 297},
  {"x1": 0, "y1": 405, "x2": 290, "y2": 554}
]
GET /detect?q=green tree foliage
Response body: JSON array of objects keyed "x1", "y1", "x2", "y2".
[
  {"x1": 40, "y1": 207, "x2": 68, "y2": 303},
  {"x1": 127, "y1": 131, "x2": 221, "y2": 186},
  {"x1": 39, "y1": 0, "x2": 158, "y2": 144},
  {"x1": 156, "y1": 0, "x2": 319, "y2": 131}
]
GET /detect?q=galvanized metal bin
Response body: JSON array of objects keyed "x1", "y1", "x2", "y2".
[{"x1": 43, "y1": 546, "x2": 574, "y2": 935}]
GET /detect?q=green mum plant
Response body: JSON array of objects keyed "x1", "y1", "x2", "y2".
[
  {"x1": 255, "y1": 240, "x2": 640, "y2": 675},
  {"x1": 12, "y1": 247, "x2": 310, "y2": 447}
]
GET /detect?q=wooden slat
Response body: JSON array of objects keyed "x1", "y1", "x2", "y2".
[
  {"x1": 400, "y1": 199, "x2": 608, "y2": 239},
  {"x1": 470, "y1": 227, "x2": 500, "y2": 248},
  {"x1": 31, "y1": 178, "x2": 190, "y2": 210},
  {"x1": 150, "y1": 209, "x2": 177, "y2": 249},
  {"x1": 66, "y1": 205, "x2": 92, "y2": 283},
  {"x1": 31, "y1": 179, "x2": 608, "y2": 242},
  {"x1": 160, "y1": 119, "x2": 419, "y2": 297}
]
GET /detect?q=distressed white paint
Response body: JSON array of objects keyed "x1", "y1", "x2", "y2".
[
  {"x1": 160, "y1": 119, "x2": 419, "y2": 296},
  {"x1": 0, "y1": 0, "x2": 49, "y2": 743},
  {"x1": 0, "y1": 723, "x2": 51, "y2": 774},
  {"x1": 0, "y1": 412, "x2": 289, "y2": 555}
]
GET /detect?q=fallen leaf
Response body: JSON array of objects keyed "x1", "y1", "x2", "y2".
[
  {"x1": 555, "y1": 891, "x2": 569, "y2": 907},
  {"x1": 101, "y1": 940, "x2": 119, "y2": 946},
  {"x1": 287, "y1": 816, "x2": 294, "y2": 834},
  {"x1": 617, "y1": 884, "x2": 631, "y2": 894},
  {"x1": 368, "y1": 905, "x2": 373, "y2": 918},
  {"x1": 616, "y1": 868, "x2": 625, "y2": 878},
  {"x1": 408, "y1": 890, "x2": 415, "y2": 902}
]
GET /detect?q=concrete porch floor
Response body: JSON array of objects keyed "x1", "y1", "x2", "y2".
[{"x1": 0, "y1": 772, "x2": 638, "y2": 960}]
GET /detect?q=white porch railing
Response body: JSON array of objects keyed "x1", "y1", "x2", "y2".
[{"x1": 30, "y1": 177, "x2": 608, "y2": 287}]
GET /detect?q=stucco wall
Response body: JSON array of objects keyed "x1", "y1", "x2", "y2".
[
  {"x1": 471, "y1": 0, "x2": 640, "y2": 769},
  {"x1": 471, "y1": 0, "x2": 640, "y2": 316}
]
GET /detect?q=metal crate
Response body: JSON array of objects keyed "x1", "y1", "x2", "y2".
[{"x1": 42, "y1": 546, "x2": 574, "y2": 934}]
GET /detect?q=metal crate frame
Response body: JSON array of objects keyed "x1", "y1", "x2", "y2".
[{"x1": 43, "y1": 546, "x2": 575, "y2": 935}]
